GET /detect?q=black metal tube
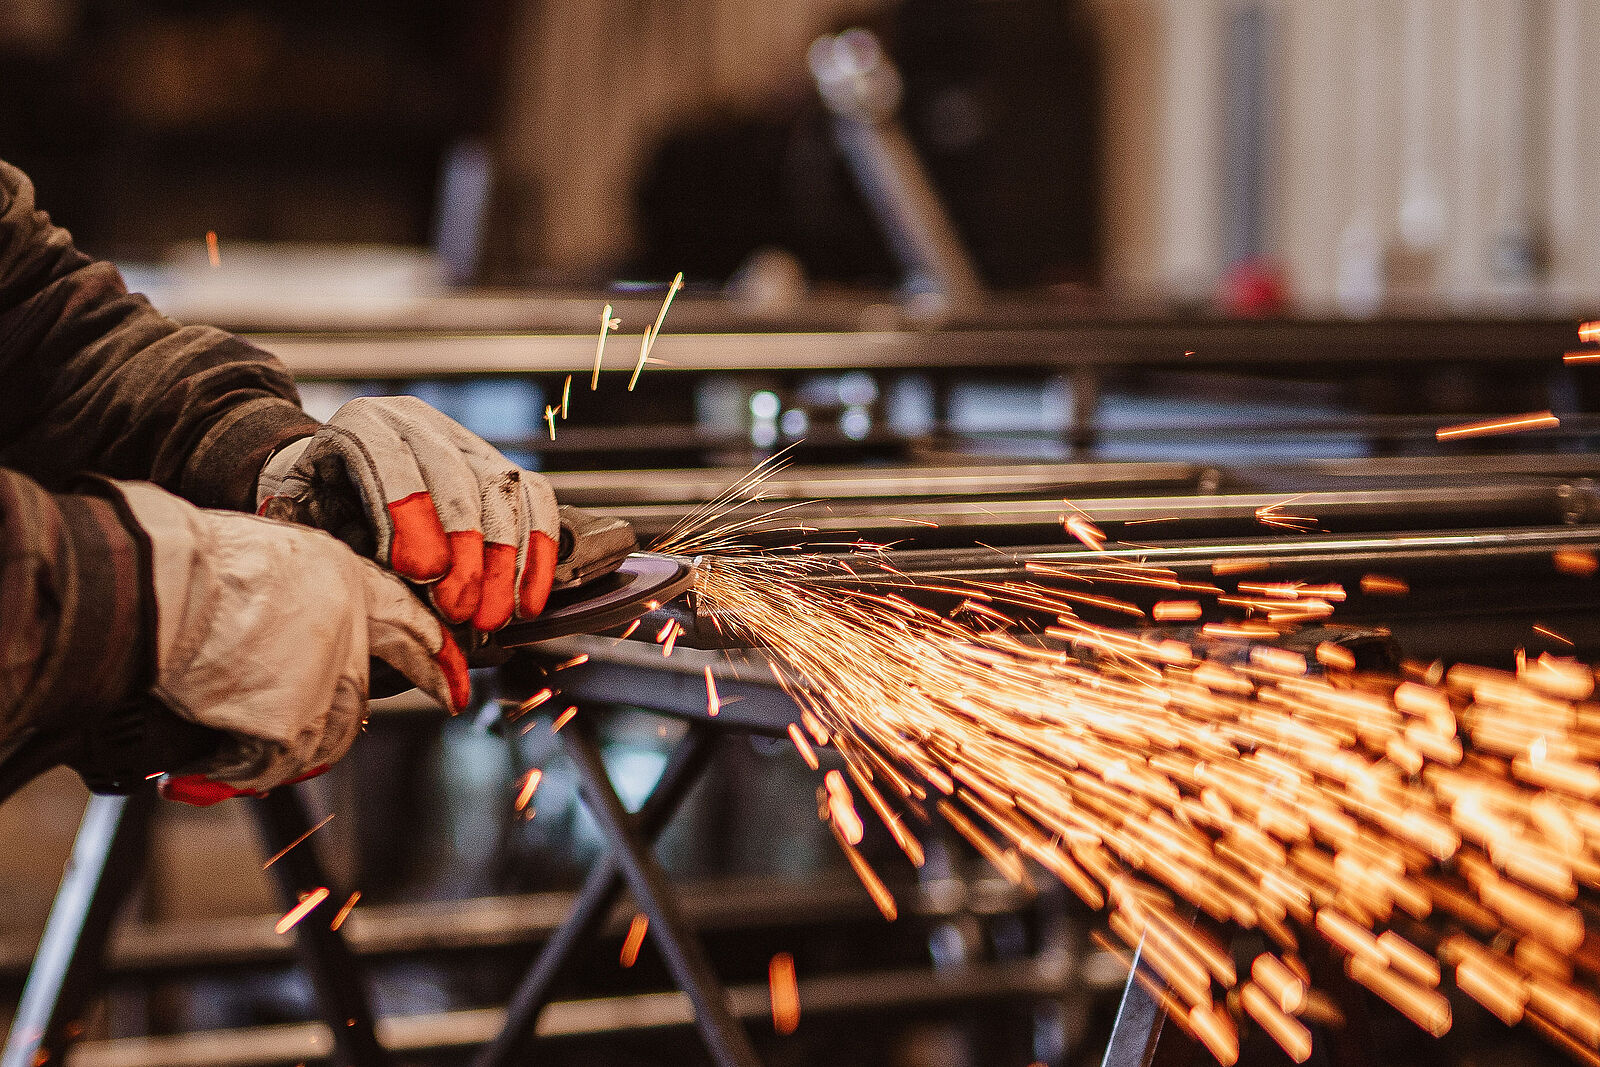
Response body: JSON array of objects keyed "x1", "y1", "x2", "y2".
[
  {"x1": 559, "y1": 721, "x2": 762, "y2": 1067},
  {"x1": 475, "y1": 723, "x2": 720, "y2": 1067},
  {"x1": 251, "y1": 788, "x2": 384, "y2": 1067}
]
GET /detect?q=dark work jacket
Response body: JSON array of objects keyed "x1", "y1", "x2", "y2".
[{"x1": 0, "y1": 159, "x2": 319, "y2": 740}]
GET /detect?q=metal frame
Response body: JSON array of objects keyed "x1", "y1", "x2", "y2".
[{"x1": 1, "y1": 788, "x2": 381, "y2": 1067}]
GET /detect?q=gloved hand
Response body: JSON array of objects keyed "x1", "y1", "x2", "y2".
[
  {"x1": 112, "y1": 480, "x2": 470, "y2": 801},
  {"x1": 256, "y1": 396, "x2": 559, "y2": 632}
]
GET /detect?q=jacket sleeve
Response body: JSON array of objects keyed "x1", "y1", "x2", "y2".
[
  {"x1": 0, "y1": 160, "x2": 319, "y2": 513},
  {"x1": 0, "y1": 468, "x2": 149, "y2": 742}
]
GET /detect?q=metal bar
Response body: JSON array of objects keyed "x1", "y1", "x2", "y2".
[
  {"x1": 250, "y1": 789, "x2": 383, "y2": 1067},
  {"x1": 253, "y1": 318, "x2": 1580, "y2": 379},
  {"x1": 2, "y1": 791, "x2": 155, "y2": 1067},
  {"x1": 560, "y1": 719, "x2": 762, "y2": 1067},
  {"x1": 69, "y1": 958, "x2": 1062, "y2": 1067},
  {"x1": 1100, "y1": 941, "x2": 1197, "y2": 1067},
  {"x1": 475, "y1": 724, "x2": 720, "y2": 1067}
]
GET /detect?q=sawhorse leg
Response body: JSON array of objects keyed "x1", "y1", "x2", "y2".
[
  {"x1": 251, "y1": 787, "x2": 385, "y2": 1067},
  {"x1": 475, "y1": 716, "x2": 758, "y2": 1067},
  {"x1": 1100, "y1": 940, "x2": 1197, "y2": 1067},
  {"x1": 1, "y1": 791, "x2": 155, "y2": 1067}
]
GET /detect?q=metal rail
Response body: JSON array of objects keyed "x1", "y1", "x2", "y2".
[{"x1": 254, "y1": 317, "x2": 1578, "y2": 378}]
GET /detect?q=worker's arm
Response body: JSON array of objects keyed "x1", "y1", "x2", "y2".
[
  {"x1": 0, "y1": 159, "x2": 319, "y2": 511},
  {"x1": 0, "y1": 465, "x2": 469, "y2": 799},
  {"x1": 0, "y1": 468, "x2": 151, "y2": 746}
]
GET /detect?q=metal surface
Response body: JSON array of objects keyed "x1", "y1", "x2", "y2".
[
  {"x1": 552, "y1": 506, "x2": 638, "y2": 588},
  {"x1": 1100, "y1": 941, "x2": 1196, "y2": 1067},
  {"x1": 3, "y1": 792, "x2": 155, "y2": 1067},
  {"x1": 250, "y1": 789, "x2": 382, "y2": 1067},
  {"x1": 495, "y1": 554, "x2": 696, "y2": 645},
  {"x1": 474, "y1": 724, "x2": 720, "y2": 1067},
  {"x1": 253, "y1": 317, "x2": 1579, "y2": 378},
  {"x1": 596, "y1": 481, "x2": 1600, "y2": 543},
  {"x1": 0, "y1": 873, "x2": 1030, "y2": 981},
  {"x1": 522, "y1": 638, "x2": 802, "y2": 734},
  {"x1": 67, "y1": 958, "x2": 1063, "y2": 1067},
  {"x1": 560, "y1": 718, "x2": 762, "y2": 1067}
]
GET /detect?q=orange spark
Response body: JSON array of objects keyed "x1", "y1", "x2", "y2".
[
  {"x1": 551, "y1": 706, "x2": 578, "y2": 733},
  {"x1": 620, "y1": 913, "x2": 649, "y2": 967},
  {"x1": 1065, "y1": 514, "x2": 1106, "y2": 551},
  {"x1": 704, "y1": 665, "x2": 721, "y2": 716},
  {"x1": 1154, "y1": 600, "x2": 1203, "y2": 622},
  {"x1": 206, "y1": 230, "x2": 221, "y2": 268},
  {"x1": 1562, "y1": 350, "x2": 1600, "y2": 364},
  {"x1": 1553, "y1": 550, "x2": 1598, "y2": 577},
  {"x1": 514, "y1": 768, "x2": 542, "y2": 812},
  {"x1": 769, "y1": 952, "x2": 801, "y2": 1034},
  {"x1": 1580, "y1": 320, "x2": 1600, "y2": 343},
  {"x1": 788, "y1": 723, "x2": 820, "y2": 770},
  {"x1": 262, "y1": 813, "x2": 334, "y2": 869},
  {"x1": 275, "y1": 887, "x2": 330, "y2": 935},
  {"x1": 1435, "y1": 411, "x2": 1559, "y2": 440},
  {"x1": 329, "y1": 891, "x2": 361, "y2": 932},
  {"x1": 1361, "y1": 574, "x2": 1410, "y2": 596}
]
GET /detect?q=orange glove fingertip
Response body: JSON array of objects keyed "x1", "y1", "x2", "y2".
[
  {"x1": 436, "y1": 632, "x2": 471, "y2": 712},
  {"x1": 518, "y1": 531, "x2": 559, "y2": 618},
  {"x1": 160, "y1": 774, "x2": 258, "y2": 806},
  {"x1": 388, "y1": 493, "x2": 451, "y2": 580}
]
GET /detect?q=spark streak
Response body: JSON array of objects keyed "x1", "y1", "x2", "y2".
[
  {"x1": 630, "y1": 272, "x2": 683, "y2": 391},
  {"x1": 769, "y1": 952, "x2": 801, "y2": 1034},
  {"x1": 593, "y1": 304, "x2": 619, "y2": 388},
  {"x1": 620, "y1": 913, "x2": 649, "y2": 967},
  {"x1": 275, "y1": 887, "x2": 330, "y2": 935},
  {"x1": 656, "y1": 464, "x2": 1600, "y2": 1063},
  {"x1": 262, "y1": 813, "x2": 335, "y2": 869},
  {"x1": 1435, "y1": 411, "x2": 1559, "y2": 440}
]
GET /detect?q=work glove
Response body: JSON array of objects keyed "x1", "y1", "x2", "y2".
[
  {"x1": 112, "y1": 480, "x2": 470, "y2": 803},
  {"x1": 256, "y1": 396, "x2": 559, "y2": 632}
]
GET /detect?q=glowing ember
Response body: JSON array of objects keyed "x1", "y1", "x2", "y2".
[
  {"x1": 769, "y1": 952, "x2": 801, "y2": 1034},
  {"x1": 1435, "y1": 411, "x2": 1559, "y2": 440},
  {"x1": 514, "y1": 768, "x2": 542, "y2": 812},
  {"x1": 205, "y1": 230, "x2": 221, "y2": 268},
  {"x1": 648, "y1": 454, "x2": 1600, "y2": 1063},
  {"x1": 329, "y1": 891, "x2": 361, "y2": 932},
  {"x1": 620, "y1": 913, "x2": 649, "y2": 967},
  {"x1": 275, "y1": 887, "x2": 330, "y2": 935},
  {"x1": 262, "y1": 813, "x2": 334, "y2": 870}
]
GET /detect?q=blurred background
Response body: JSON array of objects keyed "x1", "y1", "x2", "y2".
[
  {"x1": 4, "y1": 2, "x2": 1600, "y2": 1066},
  {"x1": 5, "y1": 0, "x2": 1596, "y2": 313}
]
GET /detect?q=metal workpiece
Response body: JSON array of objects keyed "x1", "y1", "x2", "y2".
[{"x1": 253, "y1": 316, "x2": 1579, "y2": 379}]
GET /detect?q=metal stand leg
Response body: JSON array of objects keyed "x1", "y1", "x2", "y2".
[
  {"x1": 560, "y1": 719, "x2": 761, "y2": 1067},
  {"x1": 252, "y1": 787, "x2": 384, "y2": 1067},
  {"x1": 1100, "y1": 941, "x2": 1197, "y2": 1067},
  {"x1": 1, "y1": 790, "x2": 155, "y2": 1067},
  {"x1": 475, "y1": 722, "x2": 720, "y2": 1067}
]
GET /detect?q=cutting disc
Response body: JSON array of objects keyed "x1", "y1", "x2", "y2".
[{"x1": 494, "y1": 553, "x2": 696, "y2": 646}]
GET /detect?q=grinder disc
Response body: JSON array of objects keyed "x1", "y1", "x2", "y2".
[{"x1": 494, "y1": 553, "x2": 696, "y2": 647}]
